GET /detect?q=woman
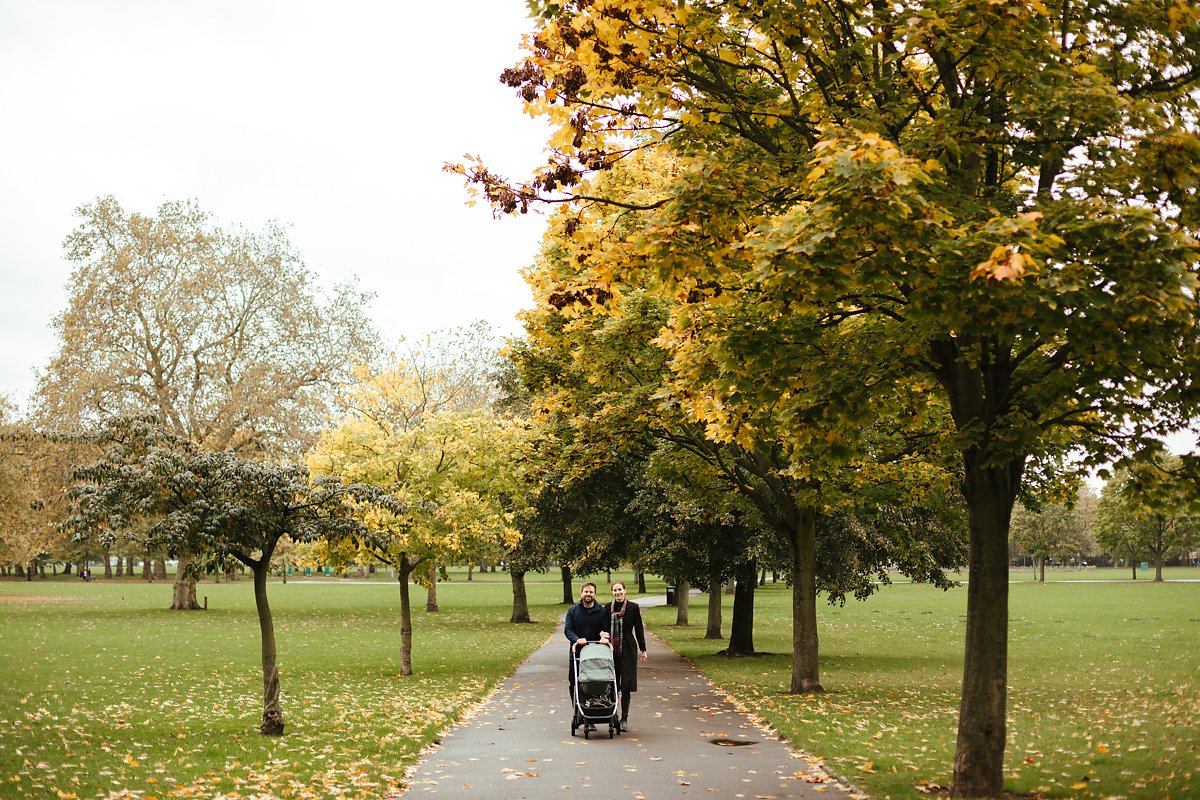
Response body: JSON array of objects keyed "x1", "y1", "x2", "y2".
[{"x1": 605, "y1": 580, "x2": 648, "y2": 731}]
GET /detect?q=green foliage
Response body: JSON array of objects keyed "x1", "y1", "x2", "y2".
[
  {"x1": 468, "y1": 1, "x2": 1200, "y2": 791},
  {"x1": 67, "y1": 418, "x2": 387, "y2": 563},
  {"x1": 1095, "y1": 455, "x2": 1199, "y2": 577},
  {"x1": 1010, "y1": 494, "x2": 1097, "y2": 568}
]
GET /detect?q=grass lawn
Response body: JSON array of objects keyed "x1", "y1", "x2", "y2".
[
  {"x1": 0, "y1": 573, "x2": 585, "y2": 800},
  {"x1": 647, "y1": 570, "x2": 1199, "y2": 800},
  {"x1": 4, "y1": 567, "x2": 1194, "y2": 799}
]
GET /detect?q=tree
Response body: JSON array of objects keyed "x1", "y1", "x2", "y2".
[
  {"x1": 0, "y1": 403, "x2": 97, "y2": 580},
  {"x1": 1095, "y1": 456, "x2": 1198, "y2": 582},
  {"x1": 623, "y1": 452, "x2": 764, "y2": 644},
  {"x1": 506, "y1": 147, "x2": 965, "y2": 687},
  {"x1": 66, "y1": 417, "x2": 389, "y2": 735},
  {"x1": 464, "y1": 3, "x2": 1200, "y2": 795},
  {"x1": 1010, "y1": 495, "x2": 1094, "y2": 582},
  {"x1": 37, "y1": 196, "x2": 379, "y2": 609},
  {"x1": 307, "y1": 341, "x2": 529, "y2": 674}
]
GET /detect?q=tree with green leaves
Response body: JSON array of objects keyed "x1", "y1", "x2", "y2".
[
  {"x1": 462, "y1": 2, "x2": 1200, "y2": 794},
  {"x1": 1095, "y1": 456, "x2": 1198, "y2": 582},
  {"x1": 1010, "y1": 494, "x2": 1095, "y2": 582},
  {"x1": 66, "y1": 417, "x2": 391, "y2": 735},
  {"x1": 510, "y1": 195, "x2": 964, "y2": 688}
]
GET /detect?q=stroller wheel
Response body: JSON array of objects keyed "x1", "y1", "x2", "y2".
[{"x1": 608, "y1": 724, "x2": 614, "y2": 739}]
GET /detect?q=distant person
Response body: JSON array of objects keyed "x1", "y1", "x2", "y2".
[
  {"x1": 565, "y1": 581, "x2": 609, "y2": 713},
  {"x1": 605, "y1": 580, "x2": 647, "y2": 731}
]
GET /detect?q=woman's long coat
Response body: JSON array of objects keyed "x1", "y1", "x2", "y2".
[{"x1": 605, "y1": 600, "x2": 647, "y2": 692}]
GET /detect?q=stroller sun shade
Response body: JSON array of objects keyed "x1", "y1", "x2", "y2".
[{"x1": 577, "y1": 643, "x2": 617, "y2": 683}]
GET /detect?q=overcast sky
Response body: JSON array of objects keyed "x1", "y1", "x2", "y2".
[{"x1": 0, "y1": 0, "x2": 551, "y2": 412}]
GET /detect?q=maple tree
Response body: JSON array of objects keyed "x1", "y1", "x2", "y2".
[
  {"x1": 66, "y1": 417, "x2": 391, "y2": 735},
  {"x1": 36, "y1": 196, "x2": 379, "y2": 609},
  {"x1": 462, "y1": 1, "x2": 1200, "y2": 794}
]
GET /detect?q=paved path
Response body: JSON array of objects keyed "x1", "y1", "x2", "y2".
[{"x1": 399, "y1": 596, "x2": 862, "y2": 799}]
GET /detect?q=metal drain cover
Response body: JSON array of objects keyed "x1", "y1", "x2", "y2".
[{"x1": 710, "y1": 738, "x2": 757, "y2": 746}]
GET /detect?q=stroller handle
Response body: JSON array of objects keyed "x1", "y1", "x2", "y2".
[{"x1": 574, "y1": 636, "x2": 612, "y2": 649}]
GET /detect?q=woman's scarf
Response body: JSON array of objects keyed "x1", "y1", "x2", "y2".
[{"x1": 610, "y1": 600, "x2": 626, "y2": 656}]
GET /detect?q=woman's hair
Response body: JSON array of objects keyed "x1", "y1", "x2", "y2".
[{"x1": 611, "y1": 580, "x2": 626, "y2": 591}]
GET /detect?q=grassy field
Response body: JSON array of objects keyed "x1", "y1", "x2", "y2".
[
  {"x1": 2, "y1": 568, "x2": 1195, "y2": 799},
  {"x1": 648, "y1": 571, "x2": 1199, "y2": 800},
  {"x1": 0, "y1": 573, "x2": 581, "y2": 800}
]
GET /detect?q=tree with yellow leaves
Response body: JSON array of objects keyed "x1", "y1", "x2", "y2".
[{"x1": 307, "y1": 336, "x2": 531, "y2": 675}]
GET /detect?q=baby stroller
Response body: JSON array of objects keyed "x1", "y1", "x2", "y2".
[{"x1": 571, "y1": 641, "x2": 620, "y2": 739}]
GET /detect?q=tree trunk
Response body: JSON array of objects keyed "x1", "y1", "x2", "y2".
[
  {"x1": 787, "y1": 507, "x2": 822, "y2": 693},
  {"x1": 706, "y1": 577, "x2": 723, "y2": 639},
  {"x1": 674, "y1": 579, "x2": 690, "y2": 626},
  {"x1": 154, "y1": 558, "x2": 167, "y2": 580},
  {"x1": 426, "y1": 560, "x2": 439, "y2": 612},
  {"x1": 758, "y1": 564, "x2": 766, "y2": 587},
  {"x1": 62, "y1": 563, "x2": 72, "y2": 575},
  {"x1": 637, "y1": 572, "x2": 646, "y2": 594},
  {"x1": 727, "y1": 559, "x2": 757, "y2": 655},
  {"x1": 1154, "y1": 557, "x2": 1164, "y2": 582},
  {"x1": 171, "y1": 556, "x2": 202, "y2": 610},
  {"x1": 560, "y1": 565, "x2": 573, "y2": 604},
  {"x1": 510, "y1": 569, "x2": 532, "y2": 623},
  {"x1": 252, "y1": 560, "x2": 284, "y2": 736},
  {"x1": 103, "y1": 552, "x2": 113, "y2": 578},
  {"x1": 397, "y1": 556, "x2": 415, "y2": 675},
  {"x1": 1131, "y1": 559, "x2": 1137, "y2": 580},
  {"x1": 467, "y1": 564, "x2": 474, "y2": 582},
  {"x1": 951, "y1": 454, "x2": 1021, "y2": 798},
  {"x1": 141, "y1": 559, "x2": 151, "y2": 581},
  {"x1": 125, "y1": 556, "x2": 134, "y2": 575},
  {"x1": 1038, "y1": 557, "x2": 1045, "y2": 583}
]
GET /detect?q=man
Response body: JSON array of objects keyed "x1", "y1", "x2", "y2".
[{"x1": 564, "y1": 581, "x2": 609, "y2": 723}]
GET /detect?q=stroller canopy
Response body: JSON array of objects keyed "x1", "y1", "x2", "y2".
[{"x1": 578, "y1": 643, "x2": 616, "y2": 683}]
